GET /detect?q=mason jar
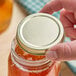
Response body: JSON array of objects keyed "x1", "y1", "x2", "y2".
[{"x1": 8, "y1": 13, "x2": 64, "y2": 76}]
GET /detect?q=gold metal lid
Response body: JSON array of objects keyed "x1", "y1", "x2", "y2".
[{"x1": 16, "y1": 13, "x2": 64, "y2": 55}]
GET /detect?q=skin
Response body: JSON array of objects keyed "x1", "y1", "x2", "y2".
[{"x1": 40, "y1": 0, "x2": 76, "y2": 61}]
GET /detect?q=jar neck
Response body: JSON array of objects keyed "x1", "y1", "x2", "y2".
[
  {"x1": 16, "y1": 34, "x2": 47, "y2": 55},
  {"x1": 11, "y1": 38, "x2": 52, "y2": 73}
]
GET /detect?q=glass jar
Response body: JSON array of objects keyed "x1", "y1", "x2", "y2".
[
  {"x1": 0, "y1": 0, "x2": 13, "y2": 34},
  {"x1": 8, "y1": 13, "x2": 64, "y2": 76},
  {"x1": 8, "y1": 38, "x2": 61, "y2": 76}
]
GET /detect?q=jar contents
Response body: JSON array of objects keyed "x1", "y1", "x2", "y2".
[
  {"x1": 0, "y1": 0, "x2": 13, "y2": 34},
  {"x1": 15, "y1": 45, "x2": 45, "y2": 61},
  {"x1": 8, "y1": 45, "x2": 60, "y2": 76}
]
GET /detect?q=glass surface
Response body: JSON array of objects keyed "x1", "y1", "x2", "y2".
[{"x1": 8, "y1": 39, "x2": 61, "y2": 76}]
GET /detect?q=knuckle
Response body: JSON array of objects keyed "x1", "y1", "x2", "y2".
[{"x1": 60, "y1": 9, "x2": 66, "y2": 16}]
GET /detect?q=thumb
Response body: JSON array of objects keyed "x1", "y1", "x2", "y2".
[{"x1": 46, "y1": 40, "x2": 76, "y2": 61}]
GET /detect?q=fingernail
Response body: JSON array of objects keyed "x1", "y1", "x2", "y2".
[{"x1": 46, "y1": 50, "x2": 58, "y2": 60}]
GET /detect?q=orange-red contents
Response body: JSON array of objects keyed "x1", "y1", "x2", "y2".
[
  {"x1": 8, "y1": 45, "x2": 60, "y2": 76},
  {"x1": 16, "y1": 45, "x2": 45, "y2": 61}
]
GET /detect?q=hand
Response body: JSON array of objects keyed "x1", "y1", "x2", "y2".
[{"x1": 40, "y1": 0, "x2": 76, "y2": 61}]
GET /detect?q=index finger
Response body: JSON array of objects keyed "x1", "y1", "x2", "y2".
[
  {"x1": 40, "y1": 0, "x2": 76, "y2": 14},
  {"x1": 40, "y1": 0, "x2": 62, "y2": 14}
]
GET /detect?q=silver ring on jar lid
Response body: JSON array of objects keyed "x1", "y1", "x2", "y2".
[{"x1": 16, "y1": 13, "x2": 64, "y2": 55}]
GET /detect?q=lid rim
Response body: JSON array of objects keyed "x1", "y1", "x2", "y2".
[{"x1": 16, "y1": 13, "x2": 64, "y2": 55}]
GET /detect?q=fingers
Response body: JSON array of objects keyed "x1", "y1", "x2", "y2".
[
  {"x1": 60, "y1": 9, "x2": 76, "y2": 39},
  {"x1": 40, "y1": 0, "x2": 76, "y2": 14},
  {"x1": 74, "y1": 12, "x2": 76, "y2": 20},
  {"x1": 60, "y1": 10, "x2": 76, "y2": 24},
  {"x1": 46, "y1": 41, "x2": 76, "y2": 61},
  {"x1": 70, "y1": 38, "x2": 76, "y2": 41},
  {"x1": 40, "y1": 0, "x2": 62, "y2": 14},
  {"x1": 61, "y1": 0, "x2": 76, "y2": 12}
]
